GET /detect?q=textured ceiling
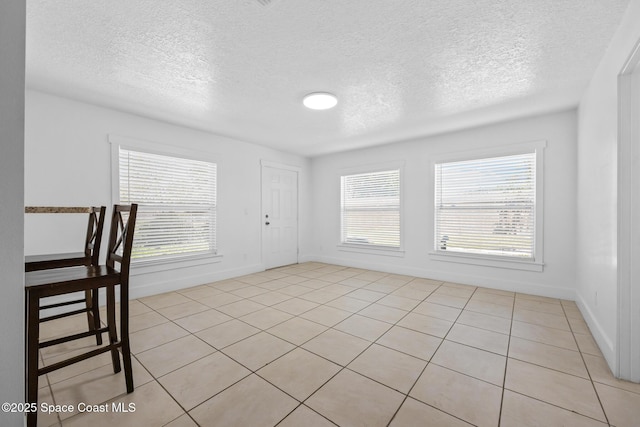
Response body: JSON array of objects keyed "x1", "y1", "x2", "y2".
[{"x1": 26, "y1": 0, "x2": 630, "y2": 156}]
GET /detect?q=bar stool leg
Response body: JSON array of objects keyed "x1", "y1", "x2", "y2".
[
  {"x1": 119, "y1": 283, "x2": 134, "y2": 393},
  {"x1": 26, "y1": 289, "x2": 40, "y2": 427},
  {"x1": 87, "y1": 289, "x2": 102, "y2": 345},
  {"x1": 93, "y1": 290, "x2": 103, "y2": 345},
  {"x1": 106, "y1": 285, "x2": 121, "y2": 373}
]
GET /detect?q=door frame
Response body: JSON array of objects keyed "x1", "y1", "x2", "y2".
[
  {"x1": 617, "y1": 37, "x2": 640, "y2": 381},
  {"x1": 260, "y1": 160, "x2": 301, "y2": 270}
]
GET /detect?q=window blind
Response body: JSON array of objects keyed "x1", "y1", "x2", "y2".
[
  {"x1": 341, "y1": 169, "x2": 400, "y2": 248},
  {"x1": 119, "y1": 148, "x2": 217, "y2": 262},
  {"x1": 435, "y1": 152, "x2": 535, "y2": 259}
]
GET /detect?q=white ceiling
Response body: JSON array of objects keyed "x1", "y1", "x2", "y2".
[{"x1": 26, "y1": 0, "x2": 629, "y2": 157}]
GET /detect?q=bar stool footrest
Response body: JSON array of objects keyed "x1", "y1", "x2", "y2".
[
  {"x1": 39, "y1": 327, "x2": 108, "y2": 349},
  {"x1": 40, "y1": 307, "x2": 93, "y2": 323},
  {"x1": 38, "y1": 343, "x2": 122, "y2": 376},
  {"x1": 40, "y1": 298, "x2": 87, "y2": 310}
]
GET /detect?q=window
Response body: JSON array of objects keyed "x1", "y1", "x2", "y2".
[
  {"x1": 118, "y1": 147, "x2": 217, "y2": 263},
  {"x1": 433, "y1": 145, "x2": 543, "y2": 268},
  {"x1": 341, "y1": 169, "x2": 401, "y2": 249}
]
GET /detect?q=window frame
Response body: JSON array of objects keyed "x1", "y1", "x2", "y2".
[
  {"x1": 428, "y1": 141, "x2": 546, "y2": 272},
  {"x1": 109, "y1": 134, "x2": 222, "y2": 273},
  {"x1": 337, "y1": 161, "x2": 405, "y2": 257}
]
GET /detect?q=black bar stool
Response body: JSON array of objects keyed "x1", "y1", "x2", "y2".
[{"x1": 25, "y1": 204, "x2": 138, "y2": 427}]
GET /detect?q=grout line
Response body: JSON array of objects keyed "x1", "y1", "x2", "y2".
[
  {"x1": 150, "y1": 353, "x2": 253, "y2": 426},
  {"x1": 224, "y1": 269, "x2": 393, "y2": 423},
  {"x1": 561, "y1": 302, "x2": 612, "y2": 426},
  {"x1": 497, "y1": 287, "x2": 516, "y2": 427},
  {"x1": 160, "y1": 412, "x2": 199, "y2": 427},
  {"x1": 503, "y1": 389, "x2": 613, "y2": 426},
  {"x1": 241, "y1": 276, "x2": 438, "y2": 426},
  {"x1": 42, "y1": 369, "x2": 63, "y2": 427},
  {"x1": 386, "y1": 283, "x2": 475, "y2": 427}
]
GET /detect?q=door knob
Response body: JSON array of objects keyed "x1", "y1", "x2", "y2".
[{"x1": 265, "y1": 221, "x2": 270, "y2": 225}]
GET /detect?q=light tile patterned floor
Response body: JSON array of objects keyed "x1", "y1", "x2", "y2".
[{"x1": 36, "y1": 263, "x2": 640, "y2": 427}]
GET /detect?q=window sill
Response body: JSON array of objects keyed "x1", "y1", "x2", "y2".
[
  {"x1": 130, "y1": 253, "x2": 223, "y2": 275},
  {"x1": 428, "y1": 251, "x2": 543, "y2": 272},
  {"x1": 338, "y1": 244, "x2": 405, "y2": 258}
]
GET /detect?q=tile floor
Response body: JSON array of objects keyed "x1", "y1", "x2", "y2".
[{"x1": 35, "y1": 262, "x2": 640, "y2": 426}]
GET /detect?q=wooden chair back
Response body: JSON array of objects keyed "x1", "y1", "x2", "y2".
[
  {"x1": 106, "y1": 204, "x2": 138, "y2": 277},
  {"x1": 24, "y1": 206, "x2": 106, "y2": 272},
  {"x1": 85, "y1": 206, "x2": 106, "y2": 266}
]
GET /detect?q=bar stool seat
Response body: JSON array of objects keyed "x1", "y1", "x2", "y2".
[{"x1": 27, "y1": 265, "x2": 121, "y2": 290}]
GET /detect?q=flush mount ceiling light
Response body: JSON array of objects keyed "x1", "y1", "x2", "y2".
[{"x1": 303, "y1": 92, "x2": 338, "y2": 110}]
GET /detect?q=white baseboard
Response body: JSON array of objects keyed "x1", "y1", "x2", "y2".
[
  {"x1": 127, "y1": 253, "x2": 576, "y2": 302},
  {"x1": 297, "y1": 254, "x2": 316, "y2": 264},
  {"x1": 40, "y1": 263, "x2": 267, "y2": 316},
  {"x1": 308, "y1": 254, "x2": 576, "y2": 300},
  {"x1": 129, "y1": 263, "x2": 265, "y2": 299},
  {"x1": 575, "y1": 292, "x2": 617, "y2": 372}
]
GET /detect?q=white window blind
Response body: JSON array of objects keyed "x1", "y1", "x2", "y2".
[
  {"x1": 435, "y1": 152, "x2": 536, "y2": 259},
  {"x1": 341, "y1": 169, "x2": 400, "y2": 248},
  {"x1": 119, "y1": 148, "x2": 217, "y2": 262}
]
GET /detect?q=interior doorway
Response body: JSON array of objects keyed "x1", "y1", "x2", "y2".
[{"x1": 261, "y1": 161, "x2": 299, "y2": 270}]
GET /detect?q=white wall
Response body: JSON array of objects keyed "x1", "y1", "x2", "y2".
[
  {"x1": 25, "y1": 89, "x2": 311, "y2": 298},
  {"x1": 576, "y1": 0, "x2": 640, "y2": 372},
  {"x1": 309, "y1": 110, "x2": 577, "y2": 299},
  {"x1": 0, "y1": 1, "x2": 25, "y2": 425}
]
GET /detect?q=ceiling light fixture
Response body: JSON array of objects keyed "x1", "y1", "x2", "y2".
[{"x1": 303, "y1": 92, "x2": 338, "y2": 110}]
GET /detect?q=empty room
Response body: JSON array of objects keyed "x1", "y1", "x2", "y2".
[{"x1": 2, "y1": 0, "x2": 640, "y2": 426}]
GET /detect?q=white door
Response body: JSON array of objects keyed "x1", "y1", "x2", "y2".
[{"x1": 262, "y1": 165, "x2": 298, "y2": 269}]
